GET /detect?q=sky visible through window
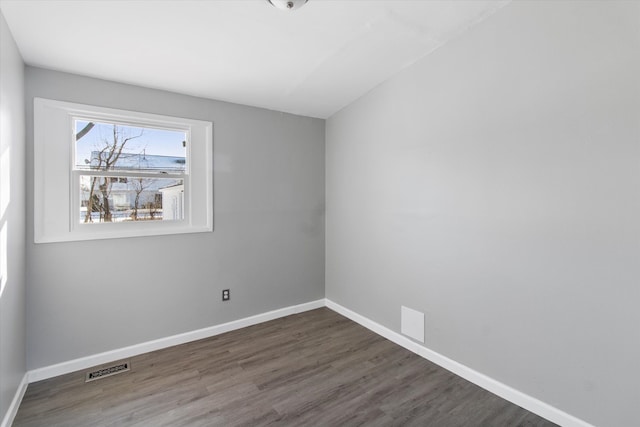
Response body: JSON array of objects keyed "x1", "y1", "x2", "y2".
[{"x1": 75, "y1": 120, "x2": 186, "y2": 169}]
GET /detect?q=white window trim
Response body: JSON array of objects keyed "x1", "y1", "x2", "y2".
[{"x1": 34, "y1": 98, "x2": 213, "y2": 243}]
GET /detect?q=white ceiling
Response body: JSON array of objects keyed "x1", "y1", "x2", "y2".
[{"x1": 0, "y1": 0, "x2": 509, "y2": 118}]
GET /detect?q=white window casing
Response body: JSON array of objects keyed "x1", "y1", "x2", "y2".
[{"x1": 34, "y1": 98, "x2": 213, "y2": 243}]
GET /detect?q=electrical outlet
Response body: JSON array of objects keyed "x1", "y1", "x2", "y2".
[{"x1": 222, "y1": 289, "x2": 230, "y2": 301}]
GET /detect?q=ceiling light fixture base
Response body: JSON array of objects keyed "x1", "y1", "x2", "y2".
[{"x1": 268, "y1": 0, "x2": 308, "y2": 11}]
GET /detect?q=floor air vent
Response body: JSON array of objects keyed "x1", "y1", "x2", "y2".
[{"x1": 85, "y1": 361, "x2": 130, "y2": 382}]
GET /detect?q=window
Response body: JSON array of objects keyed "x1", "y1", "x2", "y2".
[
  {"x1": 34, "y1": 98, "x2": 213, "y2": 243},
  {"x1": 74, "y1": 121, "x2": 187, "y2": 224}
]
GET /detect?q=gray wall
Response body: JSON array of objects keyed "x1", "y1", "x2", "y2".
[
  {"x1": 25, "y1": 67, "x2": 325, "y2": 370},
  {"x1": 325, "y1": 1, "x2": 639, "y2": 426},
  {"x1": 0, "y1": 11, "x2": 26, "y2": 423}
]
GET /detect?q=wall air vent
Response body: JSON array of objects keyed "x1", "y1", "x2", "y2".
[{"x1": 85, "y1": 361, "x2": 130, "y2": 382}]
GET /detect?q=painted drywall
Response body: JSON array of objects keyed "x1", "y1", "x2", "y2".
[
  {"x1": 0, "y1": 10, "x2": 26, "y2": 423},
  {"x1": 326, "y1": 1, "x2": 640, "y2": 426},
  {"x1": 25, "y1": 67, "x2": 325, "y2": 370}
]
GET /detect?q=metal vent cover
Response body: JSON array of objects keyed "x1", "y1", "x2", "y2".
[{"x1": 85, "y1": 361, "x2": 130, "y2": 382}]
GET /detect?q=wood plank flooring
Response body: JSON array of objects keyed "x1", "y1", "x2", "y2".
[{"x1": 14, "y1": 308, "x2": 557, "y2": 426}]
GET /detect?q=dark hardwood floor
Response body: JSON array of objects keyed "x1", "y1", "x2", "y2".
[{"x1": 14, "y1": 308, "x2": 556, "y2": 426}]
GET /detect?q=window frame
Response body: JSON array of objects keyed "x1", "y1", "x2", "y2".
[{"x1": 34, "y1": 98, "x2": 213, "y2": 243}]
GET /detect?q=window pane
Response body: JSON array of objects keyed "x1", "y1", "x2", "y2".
[
  {"x1": 79, "y1": 176, "x2": 184, "y2": 223},
  {"x1": 75, "y1": 121, "x2": 187, "y2": 173}
]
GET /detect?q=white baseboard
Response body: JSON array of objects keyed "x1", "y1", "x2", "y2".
[
  {"x1": 21, "y1": 298, "x2": 593, "y2": 427},
  {"x1": 0, "y1": 373, "x2": 28, "y2": 427},
  {"x1": 28, "y1": 299, "x2": 325, "y2": 383},
  {"x1": 325, "y1": 299, "x2": 594, "y2": 427}
]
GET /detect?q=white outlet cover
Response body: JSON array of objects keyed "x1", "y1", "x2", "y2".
[{"x1": 401, "y1": 306, "x2": 425, "y2": 343}]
